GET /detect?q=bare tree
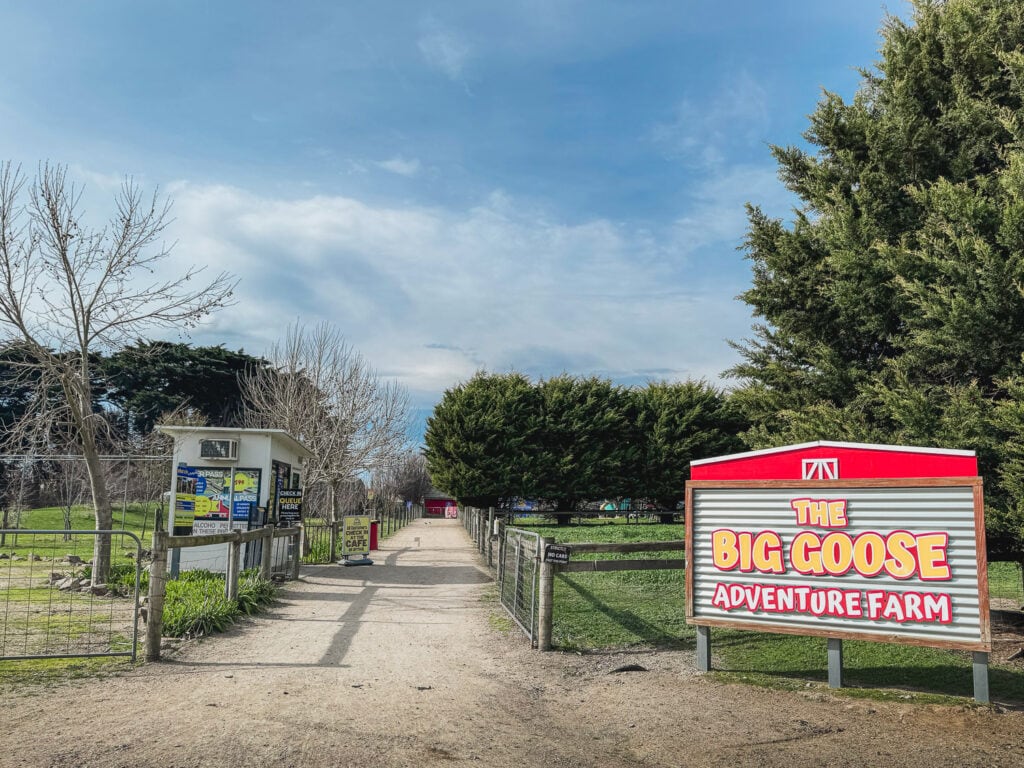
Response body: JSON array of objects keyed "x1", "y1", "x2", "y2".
[
  {"x1": 0, "y1": 459, "x2": 35, "y2": 547},
  {"x1": 52, "y1": 459, "x2": 89, "y2": 541},
  {"x1": 0, "y1": 162, "x2": 236, "y2": 581},
  {"x1": 243, "y1": 322, "x2": 409, "y2": 521},
  {"x1": 374, "y1": 451, "x2": 431, "y2": 504},
  {"x1": 120, "y1": 424, "x2": 173, "y2": 540}
]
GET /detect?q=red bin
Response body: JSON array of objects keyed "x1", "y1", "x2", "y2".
[{"x1": 370, "y1": 520, "x2": 379, "y2": 551}]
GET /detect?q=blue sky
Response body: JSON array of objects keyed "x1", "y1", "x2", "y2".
[{"x1": 0, "y1": 1, "x2": 907, "y2": 441}]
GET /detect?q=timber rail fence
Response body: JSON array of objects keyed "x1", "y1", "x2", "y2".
[
  {"x1": 302, "y1": 502, "x2": 423, "y2": 564},
  {"x1": 479, "y1": 524, "x2": 686, "y2": 650},
  {"x1": 145, "y1": 525, "x2": 300, "y2": 661}
]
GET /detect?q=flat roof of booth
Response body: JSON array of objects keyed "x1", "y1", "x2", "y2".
[
  {"x1": 157, "y1": 425, "x2": 313, "y2": 459},
  {"x1": 690, "y1": 440, "x2": 977, "y2": 481}
]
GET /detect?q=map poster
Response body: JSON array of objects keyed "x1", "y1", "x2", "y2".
[{"x1": 342, "y1": 515, "x2": 371, "y2": 558}]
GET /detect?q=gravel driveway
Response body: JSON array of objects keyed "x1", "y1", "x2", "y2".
[{"x1": 1, "y1": 518, "x2": 1022, "y2": 768}]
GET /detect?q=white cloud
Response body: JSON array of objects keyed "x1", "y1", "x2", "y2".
[
  {"x1": 165, "y1": 182, "x2": 763, "y2": 406},
  {"x1": 375, "y1": 156, "x2": 421, "y2": 177},
  {"x1": 651, "y1": 71, "x2": 770, "y2": 169},
  {"x1": 672, "y1": 165, "x2": 788, "y2": 257},
  {"x1": 417, "y1": 20, "x2": 472, "y2": 82}
]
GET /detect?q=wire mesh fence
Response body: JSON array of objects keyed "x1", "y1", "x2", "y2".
[
  {"x1": 0, "y1": 529, "x2": 142, "y2": 660},
  {"x1": 990, "y1": 561, "x2": 1024, "y2": 611},
  {"x1": 370, "y1": 498, "x2": 419, "y2": 539},
  {"x1": 301, "y1": 504, "x2": 423, "y2": 565},
  {"x1": 461, "y1": 506, "x2": 498, "y2": 565},
  {"x1": 302, "y1": 520, "x2": 336, "y2": 564},
  {"x1": 270, "y1": 533, "x2": 298, "y2": 575},
  {"x1": 498, "y1": 526, "x2": 540, "y2": 645}
]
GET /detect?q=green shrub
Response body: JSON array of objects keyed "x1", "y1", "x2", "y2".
[
  {"x1": 162, "y1": 576, "x2": 236, "y2": 637},
  {"x1": 236, "y1": 570, "x2": 277, "y2": 615},
  {"x1": 106, "y1": 563, "x2": 142, "y2": 597},
  {"x1": 160, "y1": 569, "x2": 277, "y2": 637}
]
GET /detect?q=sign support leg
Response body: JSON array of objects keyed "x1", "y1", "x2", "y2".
[
  {"x1": 828, "y1": 638, "x2": 843, "y2": 688},
  {"x1": 973, "y1": 652, "x2": 989, "y2": 704},
  {"x1": 696, "y1": 625, "x2": 711, "y2": 672}
]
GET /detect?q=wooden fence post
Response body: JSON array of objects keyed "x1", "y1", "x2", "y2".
[
  {"x1": 537, "y1": 536, "x2": 554, "y2": 651},
  {"x1": 328, "y1": 520, "x2": 338, "y2": 562},
  {"x1": 291, "y1": 531, "x2": 301, "y2": 580},
  {"x1": 260, "y1": 524, "x2": 275, "y2": 579},
  {"x1": 226, "y1": 535, "x2": 241, "y2": 600},
  {"x1": 487, "y1": 507, "x2": 495, "y2": 568},
  {"x1": 145, "y1": 531, "x2": 169, "y2": 662}
]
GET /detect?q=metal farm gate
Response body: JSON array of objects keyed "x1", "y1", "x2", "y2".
[
  {"x1": 498, "y1": 527, "x2": 540, "y2": 646},
  {"x1": 0, "y1": 529, "x2": 143, "y2": 661}
]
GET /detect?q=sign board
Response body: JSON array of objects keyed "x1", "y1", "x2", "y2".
[
  {"x1": 686, "y1": 443, "x2": 990, "y2": 652},
  {"x1": 544, "y1": 544, "x2": 570, "y2": 565},
  {"x1": 277, "y1": 489, "x2": 303, "y2": 526},
  {"x1": 690, "y1": 440, "x2": 978, "y2": 482},
  {"x1": 342, "y1": 515, "x2": 371, "y2": 558},
  {"x1": 193, "y1": 468, "x2": 231, "y2": 520},
  {"x1": 174, "y1": 465, "x2": 198, "y2": 525},
  {"x1": 231, "y1": 469, "x2": 261, "y2": 521},
  {"x1": 192, "y1": 519, "x2": 230, "y2": 537}
]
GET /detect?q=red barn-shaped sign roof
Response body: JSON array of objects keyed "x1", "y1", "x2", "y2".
[{"x1": 690, "y1": 441, "x2": 977, "y2": 481}]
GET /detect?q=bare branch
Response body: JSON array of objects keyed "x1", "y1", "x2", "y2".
[
  {"x1": 0, "y1": 162, "x2": 238, "y2": 581},
  {"x1": 242, "y1": 322, "x2": 411, "y2": 520}
]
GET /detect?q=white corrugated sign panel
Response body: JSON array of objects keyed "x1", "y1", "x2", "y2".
[{"x1": 689, "y1": 484, "x2": 988, "y2": 649}]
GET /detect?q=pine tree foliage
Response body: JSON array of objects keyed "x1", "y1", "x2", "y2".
[
  {"x1": 424, "y1": 373, "x2": 744, "y2": 511},
  {"x1": 424, "y1": 372, "x2": 543, "y2": 508},
  {"x1": 731, "y1": 0, "x2": 1024, "y2": 559}
]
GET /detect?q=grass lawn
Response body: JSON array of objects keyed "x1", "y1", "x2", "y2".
[
  {"x1": 989, "y1": 560, "x2": 1024, "y2": 604},
  {"x1": 514, "y1": 517, "x2": 1024, "y2": 703},
  {"x1": 1, "y1": 504, "x2": 157, "y2": 563}
]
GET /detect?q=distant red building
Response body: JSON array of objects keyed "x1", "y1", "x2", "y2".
[{"x1": 424, "y1": 488, "x2": 457, "y2": 518}]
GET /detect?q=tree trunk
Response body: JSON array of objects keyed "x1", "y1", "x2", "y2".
[
  {"x1": 62, "y1": 503, "x2": 72, "y2": 542},
  {"x1": 82, "y1": 433, "x2": 113, "y2": 583},
  {"x1": 68, "y1": 374, "x2": 113, "y2": 584}
]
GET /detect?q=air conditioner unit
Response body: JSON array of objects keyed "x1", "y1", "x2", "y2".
[{"x1": 199, "y1": 439, "x2": 238, "y2": 460}]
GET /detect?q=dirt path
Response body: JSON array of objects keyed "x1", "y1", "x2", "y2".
[{"x1": 2, "y1": 519, "x2": 1023, "y2": 768}]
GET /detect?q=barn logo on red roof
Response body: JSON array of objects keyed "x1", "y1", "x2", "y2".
[{"x1": 801, "y1": 458, "x2": 838, "y2": 480}]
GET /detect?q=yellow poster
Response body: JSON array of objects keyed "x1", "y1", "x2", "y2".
[
  {"x1": 342, "y1": 515, "x2": 371, "y2": 557},
  {"x1": 174, "y1": 465, "x2": 198, "y2": 526}
]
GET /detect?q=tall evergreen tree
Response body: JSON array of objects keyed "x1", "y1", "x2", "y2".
[
  {"x1": 731, "y1": 0, "x2": 1024, "y2": 559},
  {"x1": 102, "y1": 341, "x2": 267, "y2": 434},
  {"x1": 424, "y1": 372, "x2": 543, "y2": 508},
  {"x1": 638, "y1": 381, "x2": 746, "y2": 512},
  {"x1": 535, "y1": 375, "x2": 641, "y2": 516}
]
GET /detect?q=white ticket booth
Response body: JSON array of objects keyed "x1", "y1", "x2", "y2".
[{"x1": 158, "y1": 426, "x2": 313, "y2": 573}]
